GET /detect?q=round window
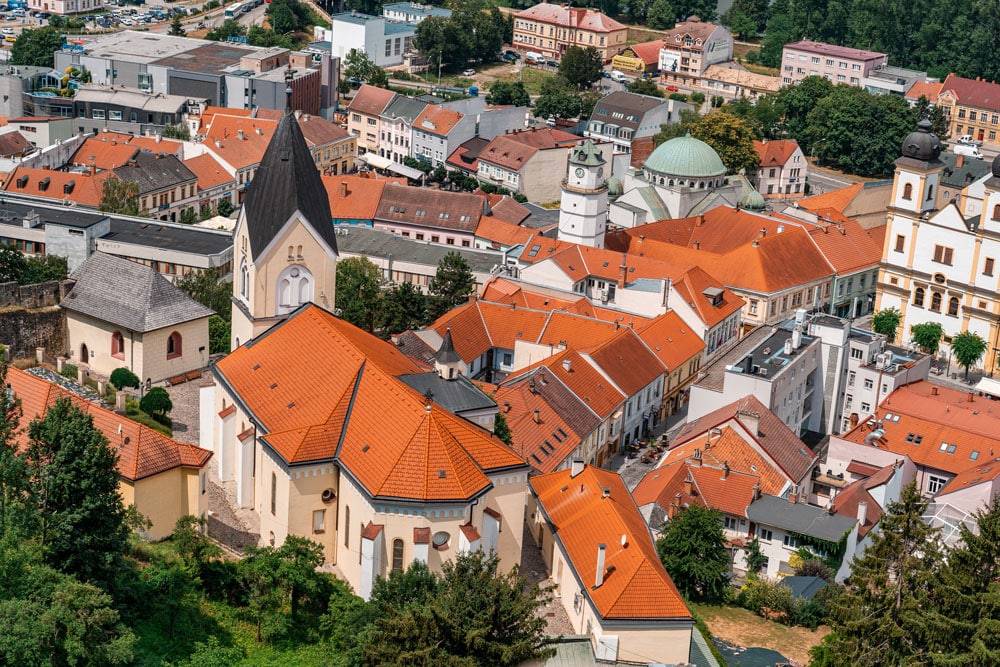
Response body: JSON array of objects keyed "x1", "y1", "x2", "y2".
[
  {"x1": 933, "y1": 273, "x2": 946, "y2": 284},
  {"x1": 432, "y1": 531, "x2": 450, "y2": 549},
  {"x1": 290, "y1": 268, "x2": 300, "y2": 278}
]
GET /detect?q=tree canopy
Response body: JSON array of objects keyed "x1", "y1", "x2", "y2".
[
  {"x1": 689, "y1": 111, "x2": 760, "y2": 174},
  {"x1": 559, "y1": 46, "x2": 603, "y2": 89},
  {"x1": 656, "y1": 503, "x2": 731, "y2": 602},
  {"x1": 414, "y1": 1, "x2": 507, "y2": 72},
  {"x1": 911, "y1": 322, "x2": 943, "y2": 355},
  {"x1": 0, "y1": 245, "x2": 67, "y2": 285},
  {"x1": 950, "y1": 331, "x2": 988, "y2": 379},
  {"x1": 99, "y1": 177, "x2": 143, "y2": 217},
  {"x1": 627, "y1": 78, "x2": 664, "y2": 98},
  {"x1": 871, "y1": 308, "x2": 902, "y2": 343},
  {"x1": 428, "y1": 252, "x2": 475, "y2": 320},
  {"x1": 486, "y1": 81, "x2": 530, "y2": 107},
  {"x1": 10, "y1": 28, "x2": 63, "y2": 68},
  {"x1": 335, "y1": 256, "x2": 383, "y2": 331}
]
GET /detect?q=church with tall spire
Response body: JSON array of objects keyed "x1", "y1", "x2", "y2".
[{"x1": 230, "y1": 72, "x2": 339, "y2": 348}]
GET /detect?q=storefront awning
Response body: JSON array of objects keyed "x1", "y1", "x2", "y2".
[{"x1": 974, "y1": 376, "x2": 1000, "y2": 399}]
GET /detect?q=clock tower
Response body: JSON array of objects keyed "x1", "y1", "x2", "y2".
[{"x1": 557, "y1": 141, "x2": 608, "y2": 248}]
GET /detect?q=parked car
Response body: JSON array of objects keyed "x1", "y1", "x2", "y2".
[
  {"x1": 462, "y1": 68, "x2": 475, "y2": 76},
  {"x1": 665, "y1": 85, "x2": 679, "y2": 91},
  {"x1": 501, "y1": 52, "x2": 517, "y2": 62},
  {"x1": 195, "y1": 20, "x2": 206, "y2": 28},
  {"x1": 503, "y1": 49, "x2": 520, "y2": 60},
  {"x1": 609, "y1": 70, "x2": 628, "y2": 83},
  {"x1": 1, "y1": 27, "x2": 14, "y2": 34},
  {"x1": 545, "y1": 59, "x2": 559, "y2": 68}
]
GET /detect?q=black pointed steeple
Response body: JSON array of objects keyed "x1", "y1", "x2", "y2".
[
  {"x1": 241, "y1": 66, "x2": 336, "y2": 258},
  {"x1": 436, "y1": 327, "x2": 461, "y2": 364}
]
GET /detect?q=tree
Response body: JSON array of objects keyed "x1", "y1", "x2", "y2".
[
  {"x1": 559, "y1": 46, "x2": 602, "y2": 89},
  {"x1": 757, "y1": 0, "x2": 797, "y2": 68},
  {"x1": 871, "y1": 307, "x2": 902, "y2": 342},
  {"x1": 744, "y1": 536, "x2": 766, "y2": 577},
  {"x1": 24, "y1": 398, "x2": 130, "y2": 589},
  {"x1": 162, "y1": 123, "x2": 191, "y2": 141},
  {"x1": 344, "y1": 47, "x2": 383, "y2": 84},
  {"x1": 275, "y1": 536, "x2": 326, "y2": 623},
  {"x1": 238, "y1": 545, "x2": 285, "y2": 643},
  {"x1": 728, "y1": 11, "x2": 759, "y2": 39},
  {"x1": 174, "y1": 270, "x2": 232, "y2": 321},
  {"x1": 493, "y1": 412, "x2": 513, "y2": 446},
  {"x1": 0, "y1": 246, "x2": 67, "y2": 285},
  {"x1": 673, "y1": 0, "x2": 717, "y2": 22},
  {"x1": 99, "y1": 177, "x2": 142, "y2": 217},
  {"x1": 10, "y1": 28, "x2": 64, "y2": 68},
  {"x1": 140, "y1": 387, "x2": 173, "y2": 417},
  {"x1": 208, "y1": 315, "x2": 231, "y2": 355},
  {"x1": 486, "y1": 81, "x2": 530, "y2": 107},
  {"x1": 268, "y1": 3, "x2": 298, "y2": 34},
  {"x1": 652, "y1": 108, "x2": 701, "y2": 146},
  {"x1": 0, "y1": 363, "x2": 26, "y2": 538},
  {"x1": 428, "y1": 252, "x2": 474, "y2": 320},
  {"x1": 533, "y1": 88, "x2": 583, "y2": 120},
  {"x1": 377, "y1": 282, "x2": 427, "y2": 335},
  {"x1": 217, "y1": 198, "x2": 235, "y2": 217},
  {"x1": 627, "y1": 78, "x2": 664, "y2": 97},
  {"x1": 656, "y1": 503, "x2": 730, "y2": 602},
  {"x1": 205, "y1": 19, "x2": 246, "y2": 42},
  {"x1": 722, "y1": 0, "x2": 769, "y2": 33},
  {"x1": 0, "y1": 245, "x2": 27, "y2": 283},
  {"x1": 169, "y1": 14, "x2": 186, "y2": 36},
  {"x1": 171, "y1": 515, "x2": 220, "y2": 571},
  {"x1": 110, "y1": 368, "x2": 140, "y2": 390},
  {"x1": 915, "y1": 95, "x2": 948, "y2": 138},
  {"x1": 335, "y1": 257, "x2": 383, "y2": 331},
  {"x1": 690, "y1": 110, "x2": 759, "y2": 174},
  {"x1": 951, "y1": 330, "x2": 987, "y2": 380},
  {"x1": 813, "y1": 483, "x2": 942, "y2": 665},
  {"x1": 911, "y1": 322, "x2": 944, "y2": 355},
  {"x1": 647, "y1": 0, "x2": 676, "y2": 29}
]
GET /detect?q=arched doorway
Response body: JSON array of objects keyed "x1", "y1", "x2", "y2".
[{"x1": 80, "y1": 343, "x2": 89, "y2": 363}]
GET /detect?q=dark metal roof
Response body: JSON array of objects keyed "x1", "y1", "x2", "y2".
[
  {"x1": 397, "y1": 372, "x2": 497, "y2": 415},
  {"x1": 746, "y1": 495, "x2": 856, "y2": 542},
  {"x1": 103, "y1": 218, "x2": 232, "y2": 256},
  {"x1": 112, "y1": 150, "x2": 196, "y2": 194},
  {"x1": 435, "y1": 327, "x2": 461, "y2": 364},
  {"x1": 242, "y1": 106, "x2": 335, "y2": 258},
  {"x1": 0, "y1": 200, "x2": 107, "y2": 228}
]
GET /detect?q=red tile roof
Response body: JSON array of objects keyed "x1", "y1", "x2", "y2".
[
  {"x1": 661, "y1": 427, "x2": 789, "y2": 496},
  {"x1": 0, "y1": 131, "x2": 31, "y2": 157},
  {"x1": 633, "y1": 460, "x2": 761, "y2": 518},
  {"x1": 515, "y1": 3, "x2": 627, "y2": 33},
  {"x1": 321, "y1": 174, "x2": 387, "y2": 220},
  {"x1": 586, "y1": 329, "x2": 664, "y2": 396},
  {"x1": 636, "y1": 310, "x2": 706, "y2": 372},
  {"x1": 502, "y1": 127, "x2": 580, "y2": 149},
  {"x1": 530, "y1": 465, "x2": 691, "y2": 620},
  {"x1": 937, "y1": 457, "x2": 1000, "y2": 497},
  {"x1": 940, "y1": 74, "x2": 1000, "y2": 112},
  {"x1": 478, "y1": 135, "x2": 539, "y2": 171},
  {"x1": 620, "y1": 40, "x2": 663, "y2": 66},
  {"x1": 807, "y1": 219, "x2": 883, "y2": 274},
  {"x1": 753, "y1": 139, "x2": 800, "y2": 167},
  {"x1": 506, "y1": 347, "x2": 625, "y2": 420},
  {"x1": 215, "y1": 305, "x2": 525, "y2": 500},
  {"x1": 3, "y1": 167, "x2": 108, "y2": 207},
  {"x1": 70, "y1": 136, "x2": 140, "y2": 171},
  {"x1": 492, "y1": 380, "x2": 588, "y2": 473},
  {"x1": 7, "y1": 367, "x2": 211, "y2": 481},
  {"x1": 905, "y1": 80, "x2": 943, "y2": 102},
  {"x1": 297, "y1": 113, "x2": 350, "y2": 146},
  {"x1": 203, "y1": 115, "x2": 278, "y2": 170},
  {"x1": 414, "y1": 105, "x2": 465, "y2": 138},
  {"x1": 184, "y1": 153, "x2": 234, "y2": 191},
  {"x1": 839, "y1": 381, "x2": 1000, "y2": 476},
  {"x1": 346, "y1": 85, "x2": 396, "y2": 117},
  {"x1": 432, "y1": 301, "x2": 549, "y2": 362},
  {"x1": 671, "y1": 266, "x2": 745, "y2": 328},
  {"x1": 831, "y1": 462, "x2": 899, "y2": 537},
  {"x1": 484, "y1": 193, "x2": 531, "y2": 225},
  {"x1": 475, "y1": 216, "x2": 535, "y2": 249}
]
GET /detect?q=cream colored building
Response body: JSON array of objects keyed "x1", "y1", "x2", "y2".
[
  {"x1": 61, "y1": 252, "x2": 213, "y2": 385},
  {"x1": 512, "y1": 3, "x2": 627, "y2": 63}
]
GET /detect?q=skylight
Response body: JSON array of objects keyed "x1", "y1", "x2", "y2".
[{"x1": 971, "y1": 450, "x2": 980, "y2": 461}]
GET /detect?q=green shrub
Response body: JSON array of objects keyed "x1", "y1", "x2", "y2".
[
  {"x1": 668, "y1": 92, "x2": 689, "y2": 102},
  {"x1": 690, "y1": 92, "x2": 705, "y2": 104},
  {"x1": 140, "y1": 387, "x2": 173, "y2": 416},
  {"x1": 111, "y1": 367, "x2": 141, "y2": 390},
  {"x1": 61, "y1": 363, "x2": 78, "y2": 379},
  {"x1": 126, "y1": 401, "x2": 172, "y2": 437}
]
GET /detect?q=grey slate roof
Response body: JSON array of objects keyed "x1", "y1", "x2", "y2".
[
  {"x1": 939, "y1": 151, "x2": 992, "y2": 189},
  {"x1": 381, "y1": 95, "x2": 428, "y2": 123},
  {"x1": 112, "y1": 151, "x2": 196, "y2": 195},
  {"x1": 241, "y1": 105, "x2": 335, "y2": 258},
  {"x1": 397, "y1": 372, "x2": 496, "y2": 415},
  {"x1": 334, "y1": 225, "x2": 501, "y2": 274},
  {"x1": 746, "y1": 495, "x2": 856, "y2": 542},
  {"x1": 61, "y1": 252, "x2": 214, "y2": 332},
  {"x1": 779, "y1": 576, "x2": 830, "y2": 601}
]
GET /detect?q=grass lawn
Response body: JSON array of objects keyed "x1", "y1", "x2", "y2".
[
  {"x1": 492, "y1": 66, "x2": 558, "y2": 96},
  {"x1": 690, "y1": 602, "x2": 829, "y2": 665}
]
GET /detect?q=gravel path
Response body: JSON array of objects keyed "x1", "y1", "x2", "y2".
[{"x1": 521, "y1": 522, "x2": 576, "y2": 637}]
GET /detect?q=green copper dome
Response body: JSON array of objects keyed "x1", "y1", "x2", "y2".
[
  {"x1": 644, "y1": 133, "x2": 726, "y2": 178},
  {"x1": 740, "y1": 178, "x2": 766, "y2": 211},
  {"x1": 607, "y1": 176, "x2": 623, "y2": 196}
]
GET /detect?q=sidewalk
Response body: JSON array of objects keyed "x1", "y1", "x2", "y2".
[{"x1": 612, "y1": 403, "x2": 689, "y2": 491}]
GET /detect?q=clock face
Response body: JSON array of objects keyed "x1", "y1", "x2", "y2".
[
  {"x1": 598, "y1": 167, "x2": 604, "y2": 178},
  {"x1": 575, "y1": 167, "x2": 585, "y2": 178}
]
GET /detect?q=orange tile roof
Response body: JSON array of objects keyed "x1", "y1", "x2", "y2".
[
  {"x1": 753, "y1": 139, "x2": 800, "y2": 167},
  {"x1": 7, "y1": 367, "x2": 211, "y2": 481},
  {"x1": 530, "y1": 465, "x2": 691, "y2": 620},
  {"x1": 297, "y1": 113, "x2": 350, "y2": 146},
  {"x1": 839, "y1": 381, "x2": 1000, "y2": 476},
  {"x1": 215, "y1": 305, "x2": 525, "y2": 499},
  {"x1": 671, "y1": 266, "x2": 744, "y2": 327},
  {"x1": 92, "y1": 131, "x2": 184, "y2": 156},
  {"x1": 196, "y1": 106, "x2": 254, "y2": 132},
  {"x1": 475, "y1": 216, "x2": 535, "y2": 248},
  {"x1": 633, "y1": 460, "x2": 761, "y2": 518},
  {"x1": 905, "y1": 80, "x2": 943, "y2": 101},
  {"x1": 3, "y1": 167, "x2": 109, "y2": 207},
  {"x1": 70, "y1": 136, "x2": 140, "y2": 170},
  {"x1": 661, "y1": 427, "x2": 789, "y2": 496},
  {"x1": 413, "y1": 105, "x2": 465, "y2": 138},
  {"x1": 585, "y1": 329, "x2": 664, "y2": 396},
  {"x1": 506, "y1": 348, "x2": 625, "y2": 419},
  {"x1": 798, "y1": 182, "x2": 864, "y2": 216},
  {"x1": 637, "y1": 310, "x2": 705, "y2": 371},
  {"x1": 937, "y1": 457, "x2": 1000, "y2": 497},
  {"x1": 830, "y1": 462, "x2": 898, "y2": 537},
  {"x1": 432, "y1": 301, "x2": 549, "y2": 362},
  {"x1": 184, "y1": 153, "x2": 234, "y2": 191},
  {"x1": 478, "y1": 135, "x2": 539, "y2": 171},
  {"x1": 502, "y1": 127, "x2": 580, "y2": 149},
  {"x1": 807, "y1": 219, "x2": 883, "y2": 274},
  {"x1": 346, "y1": 85, "x2": 396, "y2": 117},
  {"x1": 621, "y1": 40, "x2": 663, "y2": 66},
  {"x1": 483, "y1": 193, "x2": 531, "y2": 225},
  {"x1": 675, "y1": 395, "x2": 817, "y2": 483},
  {"x1": 322, "y1": 174, "x2": 386, "y2": 220},
  {"x1": 203, "y1": 115, "x2": 278, "y2": 170},
  {"x1": 492, "y1": 380, "x2": 587, "y2": 473}
]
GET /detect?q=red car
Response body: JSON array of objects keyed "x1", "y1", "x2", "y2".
[{"x1": 666, "y1": 85, "x2": 679, "y2": 92}]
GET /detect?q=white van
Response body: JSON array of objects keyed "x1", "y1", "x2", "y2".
[
  {"x1": 610, "y1": 70, "x2": 628, "y2": 83},
  {"x1": 955, "y1": 143, "x2": 984, "y2": 159},
  {"x1": 524, "y1": 52, "x2": 544, "y2": 64}
]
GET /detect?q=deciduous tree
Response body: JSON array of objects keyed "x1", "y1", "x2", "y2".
[
  {"x1": 690, "y1": 110, "x2": 760, "y2": 174},
  {"x1": 335, "y1": 256, "x2": 383, "y2": 331},
  {"x1": 533, "y1": 88, "x2": 583, "y2": 120},
  {"x1": 377, "y1": 282, "x2": 427, "y2": 335},
  {"x1": 656, "y1": 503, "x2": 730, "y2": 602},
  {"x1": 10, "y1": 28, "x2": 63, "y2": 68},
  {"x1": 951, "y1": 330, "x2": 987, "y2": 380},
  {"x1": 911, "y1": 322, "x2": 943, "y2": 355},
  {"x1": 110, "y1": 368, "x2": 140, "y2": 390},
  {"x1": 559, "y1": 46, "x2": 602, "y2": 89},
  {"x1": 493, "y1": 411, "x2": 513, "y2": 446},
  {"x1": 174, "y1": 270, "x2": 232, "y2": 321},
  {"x1": 428, "y1": 252, "x2": 474, "y2": 320},
  {"x1": 99, "y1": 177, "x2": 143, "y2": 217},
  {"x1": 627, "y1": 78, "x2": 664, "y2": 97},
  {"x1": 486, "y1": 81, "x2": 530, "y2": 107},
  {"x1": 140, "y1": 387, "x2": 173, "y2": 417},
  {"x1": 647, "y1": 0, "x2": 676, "y2": 29},
  {"x1": 872, "y1": 308, "x2": 902, "y2": 343}
]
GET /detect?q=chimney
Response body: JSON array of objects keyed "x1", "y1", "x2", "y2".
[
  {"x1": 752, "y1": 482, "x2": 761, "y2": 500},
  {"x1": 932, "y1": 386, "x2": 939, "y2": 396},
  {"x1": 760, "y1": 227, "x2": 767, "y2": 237},
  {"x1": 956, "y1": 154, "x2": 964, "y2": 168},
  {"x1": 215, "y1": 139, "x2": 223, "y2": 149},
  {"x1": 722, "y1": 461, "x2": 730, "y2": 479},
  {"x1": 684, "y1": 474, "x2": 693, "y2": 497},
  {"x1": 529, "y1": 379, "x2": 536, "y2": 394},
  {"x1": 338, "y1": 181, "x2": 348, "y2": 198},
  {"x1": 857, "y1": 500, "x2": 868, "y2": 525},
  {"x1": 789, "y1": 486, "x2": 799, "y2": 504},
  {"x1": 618, "y1": 254, "x2": 627, "y2": 288},
  {"x1": 570, "y1": 459, "x2": 584, "y2": 478},
  {"x1": 155, "y1": 133, "x2": 162, "y2": 143},
  {"x1": 692, "y1": 447, "x2": 702, "y2": 464},
  {"x1": 969, "y1": 391, "x2": 975, "y2": 403},
  {"x1": 90, "y1": 164, "x2": 96, "y2": 175},
  {"x1": 694, "y1": 240, "x2": 700, "y2": 250},
  {"x1": 784, "y1": 338, "x2": 793, "y2": 355},
  {"x1": 562, "y1": 358, "x2": 572, "y2": 372},
  {"x1": 792, "y1": 326, "x2": 803, "y2": 349},
  {"x1": 533, "y1": 409, "x2": 541, "y2": 424},
  {"x1": 594, "y1": 544, "x2": 607, "y2": 588},
  {"x1": 256, "y1": 127, "x2": 263, "y2": 135},
  {"x1": 777, "y1": 223, "x2": 784, "y2": 234},
  {"x1": 238, "y1": 129, "x2": 245, "y2": 141},
  {"x1": 737, "y1": 410, "x2": 760, "y2": 437}
]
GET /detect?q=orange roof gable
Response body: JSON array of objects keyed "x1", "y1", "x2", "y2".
[
  {"x1": 938, "y1": 457, "x2": 1000, "y2": 496},
  {"x1": 346, "y1": 85, "x2": 396, "y2": 117},
  {"x1": 3, "y1": 167, "x2": 108, "y2": 207},
  {"x1": 414, "y1": 105, "x2": 464, "y2": 137},
  {"x1": 798, "y1": 182, "x2": 864, "y2": 216},
  {"x1": 184, "y1": 153, "x2": 234, "y2": 191},
  {"x1": 70, "y1": 136, "x2": 140, "y2": 170},
  {"x1": 661, "y1": 427, "x2": 789, "y2": 496},
  {"x1": 633, "y1": 460, "x2": 761, "y2": 519},
  {"x1": 215, "y1": 305, "x2": 525, "y2": 500},
  {"x1": 905, "y1": 80, "x2": 943, "y2": 101},
  {"x1": 475, "y1": 216, "x2": 535, "y2": 248},
  {"x1": 531, "y1": 465, "x2": 691, "y2": 620},
  {"x1": 585, "y1": 329, "x2": 664, "y2": 396},
  {"x1": 808, "y1": 218, "x2": 883, "y2": 274},
  {"x1": 432, "y1": 301, "x2": 549, "y2": 362},
  {"x1": 493, "y1": 381, "x2": 584, "y2": 473},
  {"x1": 637, "y1": 310, "x2": 706, "y2": 371},
  {"x1": 7, "y1": 367, "x2": 211, "y2": 481},
  {"x1": 322, "y1": 174, "x2": 386, "y2": 220},
  {"x1": 671, "y1": 266, "x2": 744, "y2": 328},
  {"x1": 507, "y1": 348, "x2": 625, "y2": 419},
  {"x1": 203, "y1": 115, "x2": 278, "y2": 169},
  {"x1": 753, "y1": 139, "x2": 800, "y2": 167}
]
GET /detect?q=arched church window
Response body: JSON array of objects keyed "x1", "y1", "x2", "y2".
[
  {"x1": 276, "y1": 265, "x2": 314, "y2": 315},
  {"x1": 902, "y1": 183, "x2": 913, "y2": 200},
  {"x1": 239, "y1": 260, "x2": 249, "y2": 301}
]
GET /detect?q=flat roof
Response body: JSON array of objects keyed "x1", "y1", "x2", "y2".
[
  {"x1": 74, "y1": 30, "x2": 213, "y2": 64},
  {"x1": 0, "y1": 201, "x2": 107, "y2": 229},
  {"x1": 101, "y1": 218, "x2": 232, "y2": 256},
  {"x1": 334, "y1": 225, "x2": 500, "y2": 274}
]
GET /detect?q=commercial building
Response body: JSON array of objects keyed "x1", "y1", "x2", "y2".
[
  {"x1": 512, "y1": 3, "x2": 627, "y2": 63},
  {"x1": 658, "y1": 18, "x2": 733, "y2": 86},
  {"x1": 585, "y1": 92, "x2": 692, "y2": 155},
  {"x1": 382, "y1": 2, "x2": 450, "y2": 23},
  {"x1": 329, "y1": 12, "x2": 416, "y2": 68},
  {"x1": 862, "y1": 65, "x2": 927, "y2": 97},
  {"x1": 780, "y1": 40, "x2": 888, "y2": 87}
]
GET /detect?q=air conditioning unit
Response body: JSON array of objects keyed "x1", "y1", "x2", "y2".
[
  {"x1": 758, "y1": 367, "x2": 768, "y2": 376},
  {"x1": 321, "y1": 488, "x2": 336, "y2": 503},
  {"x1": 599, "y1": 288, "x2": 609, "y2": 303},
  {"x1": 876, "y1": 352, "x2": 891, "y2": 369}
]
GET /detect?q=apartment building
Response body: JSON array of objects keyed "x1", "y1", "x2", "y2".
[
  {"x1": 936, "y1": 74, "x2": 1000, "y2": 149},
  {"x1": 658, "y1": 18, "x2": 733, "y2": 86},
  {"x1": 753, "y1": 139, "x2": 807, "y2": 198},
  {"x1": 584, "y1": 91, "x2": 692, "y2": 155},
  {"x1": 512, "y1": 2, "x2": 627, "y2": 63},
  {"x1": 780, "y1": 40, "x2": 887, "y2": 87}
]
